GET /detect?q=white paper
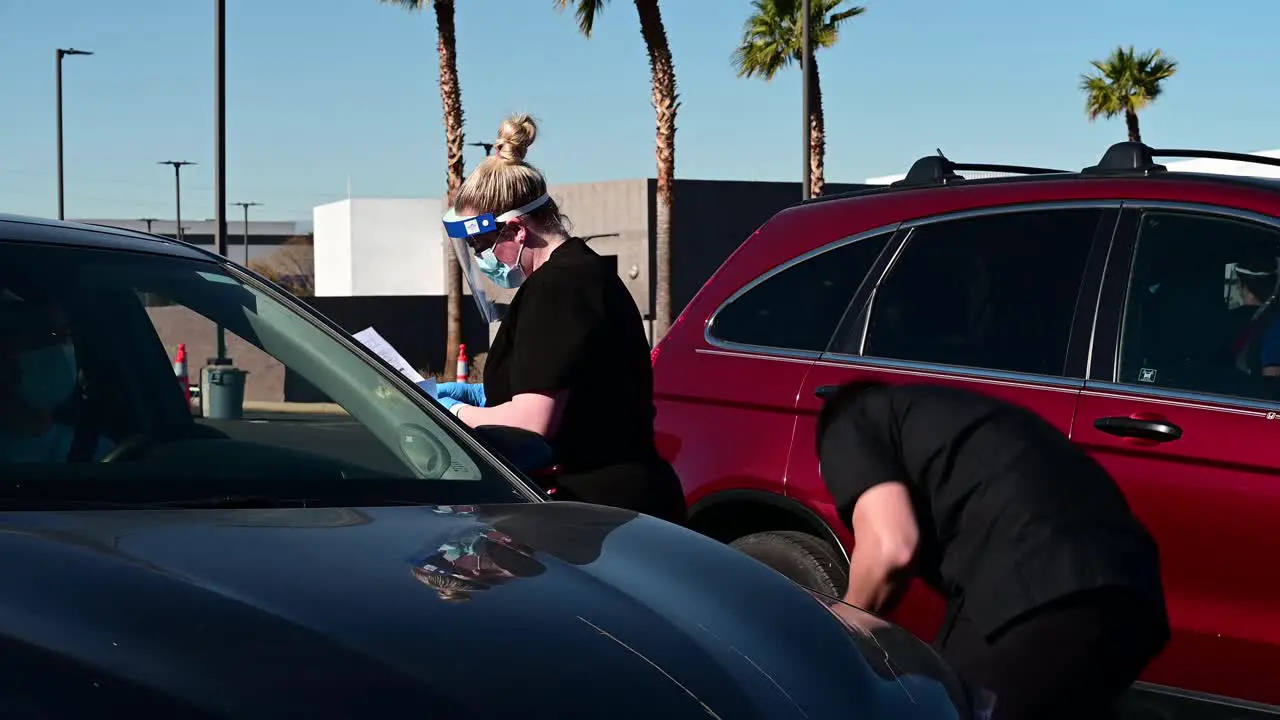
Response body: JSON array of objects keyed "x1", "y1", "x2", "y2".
[{"x1": 353, "y1": 326, "x2": 435, "y2": 397}]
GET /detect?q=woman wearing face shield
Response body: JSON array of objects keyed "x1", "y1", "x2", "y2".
[{"x1": 437, "y1": 114, "x2": 686, "y2": 525}]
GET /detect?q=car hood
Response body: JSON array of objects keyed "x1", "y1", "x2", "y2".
[{"x1": 0, "y1": 502, "x2": 976, "y2": 718}]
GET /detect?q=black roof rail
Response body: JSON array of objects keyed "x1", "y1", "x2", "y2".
[
  {"x1": 890, "y1": 149, "x2": 1067, "y2": 188},
  {"x1": 1083, "y1": 142, "x2": 1280, "y2": 176}
]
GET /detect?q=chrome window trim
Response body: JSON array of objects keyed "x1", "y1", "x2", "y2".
[
  {"x1": 853, "y1": 200, "x2": 1119, "y2": 376},
  {"x1": 1104, "y1": 201, "x2": 1280, "y2": 408},
  {"x1": 1121, "y1": 200, "x2": 1280, "y2": 227},
  {"x1": 818, "y1": 354, "x2": 1085, "y2": 392},
  {"x1": 855, "y1": 227, "x2": 914, "y2": 354},
  {"x1": 704, "y1": 200, "x2": 1123, "y2": 362},
  {"x1": 1129, "y1": 681, "x2": 1280, "y2": 717},
  {"x1": 1084, "y1": 380, "x2": 1280, "y2": 417},
  {"x1": 895, "y1": 199, "x2": 1124, "y2": 229},
  {"x1": 1084, "y1": 209, "x2": 1127, "y2": 381},
  {"x1": 703, "y1": 222, "x2": 901, "y2": 354}
]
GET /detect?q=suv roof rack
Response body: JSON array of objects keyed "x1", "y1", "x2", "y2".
[
  {"x1": 1082, "y1": 141, "x2": 1280, "y2": 176},
  {"x1": 890, "y1": 149, "x2": 1067, "y2": 189}
]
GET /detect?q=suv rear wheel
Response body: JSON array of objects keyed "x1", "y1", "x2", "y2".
[{"x1": 730, "y1": 530, "x2": 848, "y2": 596}]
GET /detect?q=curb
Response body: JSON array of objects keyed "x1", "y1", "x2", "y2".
[{"x1": 242, "y1": 400, "x2": 349, "y2": 415}]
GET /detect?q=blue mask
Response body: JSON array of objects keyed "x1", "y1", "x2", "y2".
[
  {"x1": 16, "y1": 343, "x2": 78, "y2": 412},
  {"x1": 476, "y1": 246, "x2": 526, "y2": 290}
]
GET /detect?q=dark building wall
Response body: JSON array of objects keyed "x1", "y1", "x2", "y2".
[
  {"x1": 288, "y1": 295, "x2": 491, "y2": 402},
  {"x1": 657, "y1": 179, "x2": 875, "y2": 317}
]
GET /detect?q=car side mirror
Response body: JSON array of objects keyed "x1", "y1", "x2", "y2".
[{"x1": 473, "y1": 425, "x2": 556, "y2": 476}]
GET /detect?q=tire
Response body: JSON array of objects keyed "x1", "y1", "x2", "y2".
[{"x1": 730, "y1": 530, "x2": 849, "y2": 597}]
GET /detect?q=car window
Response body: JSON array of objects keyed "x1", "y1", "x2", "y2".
[
  {"x1": 707, "y1": 232, "x2": 892, "y2": 353},
  {"x1": 1117, "y1": 210, "x2": 1280, "y2": 402},
  {"x1": 0, "y1": 239, "x2": 525, "y2": 504},
  {"x1": 863, "y1": 208, "x2": 1101, "y2": 377}
]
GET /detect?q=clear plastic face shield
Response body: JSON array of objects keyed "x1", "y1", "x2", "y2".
[
  {"x1": 442, "y1": 194, "x2": 552, "y2": 324},
  {"x1": 1233, "y1": 259, "x2": 1280, "y2": 315}
]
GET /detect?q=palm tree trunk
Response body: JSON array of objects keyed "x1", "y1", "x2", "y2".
[
  {"x1": 808, "y1": 55, "x2": 825, "y2": 198},
  {"x1": 434, "y1": 0, "x2": 465, "y2": 380},
  {"x1": 634, "y1": 0, "x2": 678, "y2": 343},
  {"x1": 1125, "y1": 109, "x2": 1141, "y2": 143}
]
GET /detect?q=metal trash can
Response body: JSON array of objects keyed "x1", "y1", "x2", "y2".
[{"x1": 205, "y1": 367, "x2": 248, "y2": 420}]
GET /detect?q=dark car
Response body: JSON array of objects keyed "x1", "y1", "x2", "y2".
[
  {"x1": 0, "y1": 214, "x2": 986, "y2": 718},
  {"x1": 651, "y1": 143, "x2": 1280, "y2": 717}
]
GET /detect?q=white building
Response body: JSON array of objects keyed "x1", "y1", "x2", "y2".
[
  {"x1": 1163, "y1": 150, "x2": 1280, "y2": 178},
  {"x1": 312, "y1": 198, "x2": 447, "y2": 297},
  {"x1": 864, "y1": 149, "x2": 1280, "y2": 185}
]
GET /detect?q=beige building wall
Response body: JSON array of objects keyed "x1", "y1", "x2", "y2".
[{"x1": 545, "y1": 178, "x2": 651, "y2": 314}]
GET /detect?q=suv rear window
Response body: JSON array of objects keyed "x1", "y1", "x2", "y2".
[
  {"x1": 708, "y1": 232, "x2": 891, "y2": 353},
  {"x1": 863, "y1": 208, "x2": 1101, "y2": 377}
]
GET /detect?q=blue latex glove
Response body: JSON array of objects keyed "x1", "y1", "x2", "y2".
[
  {"x1": 437, "y1": 381, "x2": 486, "y2": 407},
  {"x1": 437, "y1": 395, "x2": 463, "y2": 411}
]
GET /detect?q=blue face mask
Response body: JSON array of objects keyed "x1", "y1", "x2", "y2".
[
  {"x1": 475, "y1": 245, "x2": 526, "y2": 290},
  {"x1": 16, "y1": 343, "x2": 78, "y2": 413}
]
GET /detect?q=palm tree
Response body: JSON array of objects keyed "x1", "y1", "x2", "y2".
[
  {"x1": 733, "y1": 0, "x2": 864, "y2": 198},
  {"x1": 381, "y1": 0, "x2": 466, "y2": 380},
  {"x1": 1081, "y1": 46, "x2": 1178, "y2": 143},
  {"x1": 554, "y1": 0, "x2": 679, "y2": 341}
]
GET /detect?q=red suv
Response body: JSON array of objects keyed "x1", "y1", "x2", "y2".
[{"x1": 652, "y1": 143, "x2": 1280, "y2": 716}]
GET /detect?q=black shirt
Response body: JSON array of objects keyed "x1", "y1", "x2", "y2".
[
  {"x1": 819, "y1": 383, "x2": 1165, "y2": 636},
  {"x1": 484, "y1": 238, "x2": 658, "y2": 473}
]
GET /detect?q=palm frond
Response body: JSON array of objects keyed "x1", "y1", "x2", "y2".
[
  {"x1": 1080, "y1": 44, "x2": 1178, "y2": 121},
  {"x1": 732, "y1": 0, "x2": 863, "y2": 79},
  {"x1": 379, "y1": 0, "x2": 428, "y2": 11},
  {"x1": 554, "y1": 0, "x2": 608, "y2": 38}
]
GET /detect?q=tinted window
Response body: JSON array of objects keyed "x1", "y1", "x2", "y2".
[
  {"x1": 709, "y1": 232, "x2": 891, "y2": 352},
  {"x1": 0, "y1": 238, "x2": 523, "y2": 505},
  {"x1": 1118, "y1": 211, "x2": 1280, "y2": 402},
  {"x1": 864, "y1": 209, "x2": 1100, "y2": 376}
]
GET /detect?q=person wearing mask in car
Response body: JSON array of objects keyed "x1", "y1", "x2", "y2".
[
  {"x1": 815, "y1": 381, "x2": 1169, "y2": 720},
  {"x1": 434, "y1": 114, "x2": 685, "y2": 525},
  {"x1": 1227, "y1": 254, "x2": 1280, "y2": 376},
  {"x1": 0, "y1": 290, "x2": 113, "y2": 463}
]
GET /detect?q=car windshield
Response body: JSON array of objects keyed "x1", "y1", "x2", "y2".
[{"x1": 0, "y1": 236, "x2": 533, "y2": 509}]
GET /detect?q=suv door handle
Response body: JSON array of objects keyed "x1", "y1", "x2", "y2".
[
  {"x1": 1093, "y1": 415, "x2": 1183, "y2": 443},
  {"x1": 815, "y1": 385, "x2": 840, "y2": 400}
]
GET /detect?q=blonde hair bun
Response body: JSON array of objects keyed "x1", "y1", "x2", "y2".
[{"x1": 494, "y1": 113, "x2": 538, "y2": 164}]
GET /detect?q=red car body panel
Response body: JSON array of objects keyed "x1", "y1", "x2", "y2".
[{"x1": 653, "y1": 170, "x2": 1280, "y2": 709}]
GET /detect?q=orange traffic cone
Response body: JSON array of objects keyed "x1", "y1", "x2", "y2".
[
  {"x1": 457, "y1": 343, "x2": 469, "y2": 383},
  {"x1": 174, "y1": 343, "x2": 191, "y2": 410}
]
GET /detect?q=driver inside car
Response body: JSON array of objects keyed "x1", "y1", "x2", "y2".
[{"x1": 0, "y1": 290, "x2": 113, "y2": 463}]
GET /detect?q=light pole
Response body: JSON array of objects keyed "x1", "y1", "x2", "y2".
[
  {"x1": 231, "y1": 201, "x2": 261, "y2": 266},
  {"x1": 139, "y1": 217, "x2": 158, "y2": 234},
  {"x1": 800, "y1": 0, "x2": 812, "y2": 201},
  {"x1": 466, "y1": 141, "x2": 494, "y2": 156},
  {"x1": 212, "y1": 0, "x2": 231, "y2": 367},
  {"x1": 56, "y1": 47, "x2": 93, "y2": 220},
  {"x1": 158, "y1": 161, "x2": 195, "y2": 241}
]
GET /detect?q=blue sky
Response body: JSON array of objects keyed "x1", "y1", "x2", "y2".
[{"x1": 1, "y1": 0, "x2": 1276, "y2": 222}]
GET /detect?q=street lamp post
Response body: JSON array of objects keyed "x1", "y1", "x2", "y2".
[
  {"x1": 211, "y1": 0, "x2": 231, "y2": 368},
  {"x1": 466, "y1": 141, "x2": 494, "y2": 156},
  {"x1": 231, "y1": 202, "x2": 261, "y2": 266},
  {"x1": 56, "y1": 48, "x2": 93, "y2": 220},
  {"x1": 800, "y1": 0, "x2": 812, "y2": 201},
  {"x1": 139, "y1": 217, "x2": 158, "y2": 234},
  {"x1": 157, "y1": 161, "x2": 195, "y2": 241}
]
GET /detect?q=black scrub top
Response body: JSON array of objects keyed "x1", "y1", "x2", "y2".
[
  {"x1": 483, "y1": 238, "x2": 659, "y2": 474},
  {"x1": 819, "y1": 383, "x2": 1165, "y2": 637}
]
